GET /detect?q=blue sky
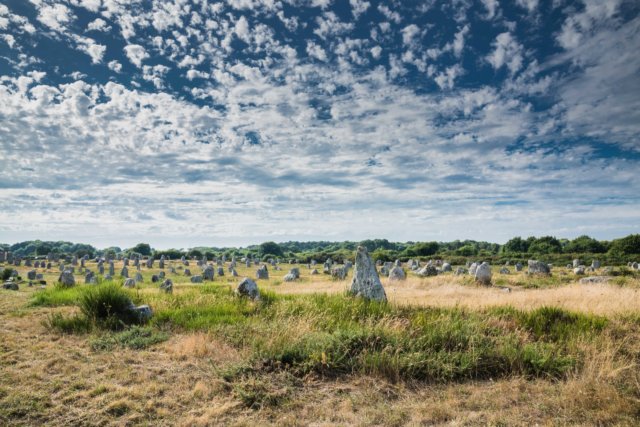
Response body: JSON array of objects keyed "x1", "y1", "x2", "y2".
[{"x1": 0, "y1": 0, "x2": 639, "y2": 249}]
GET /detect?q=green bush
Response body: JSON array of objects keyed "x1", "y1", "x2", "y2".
[
  {"x1": 1, "y1": 268, "x2": 15, "y2": 281},
  {"x1": 79, "y1": 283, "x2": 142, "y2": 330}
]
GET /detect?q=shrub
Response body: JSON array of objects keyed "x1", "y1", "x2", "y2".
[
  {"x1": 1, "y1": 268, "x2": 15, "y2": 281},
  {"x1": 79, "y1": 283, "x2": 142, "y2": 330}
]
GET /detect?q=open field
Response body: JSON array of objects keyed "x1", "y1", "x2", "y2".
[{"x1": 1, "y1": 260, "x2": 639, "y2": 426}]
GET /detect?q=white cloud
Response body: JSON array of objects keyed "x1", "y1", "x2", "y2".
[
  {"x1": 234, "y1": 15, "x2": 251, "y2": 42},
  {"x1": 37, "y1": 3, "x2": 74, "y2": 32},
  {"x1": 370, "y1": 45, "x2": 382, "y2": 59},
  {"x1": 516, "y1": 0, "x2": 538, "y2": 12},
  {"x1": 306, "y1": 41, "x2": 328, "y2": 62},
  {"x1": 107, "y1": 60, "x2": 122, "y2": 73},
  {"x1": 87, "y1": 18, "x2": 111, "y2": 32},
  {"x1": 481, "y1": 0, "x2": 499, "y2": 20},
  {"x1": 123, "y1": 44, "x2": 149, "y2": 68},
  {"x1": 401, "y1": 24, "x2": 420, "y2": 46},
  {"x1": 487, "y1": 32, "x2": 524, "y2": 74},
  {"x1": 434, "y1": 65, "x2": 463, "y2": 90},
  {"x1": 349, "y1": 0, "x2": 370, "y2": 19}
]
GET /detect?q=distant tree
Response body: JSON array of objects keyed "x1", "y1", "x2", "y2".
[
  {"x1": 188, "y1": 249, "x2": 203, "y2": 258},
  {"x1": 503, "y1": 237, "x2": 529, "y2": 253},
  {"x1": 131, "y1": 243, "x2": 151, "y2": 256},
  {"x1": 564, "y1": 235, "x2": 606, "y2": 253},
  {"x1": 406, "y1": 241, "x2": 439, "y2": 257},
  {"x1": 455, "y1": 245, "x2": 477, "y2": 256},
  {"x1": 527, "y1": 236, "x2": 562, "y2": 254},
  {"x1": 259, "y1": 241, "x2": 283, "y2": 257},
  {"x1": 608, "y1": 234, "x2": 640, "y2": 255}
]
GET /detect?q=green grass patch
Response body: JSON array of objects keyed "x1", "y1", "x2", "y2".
[{"x1": 90, "y1": 326, "x2": 169, "y2": 351}]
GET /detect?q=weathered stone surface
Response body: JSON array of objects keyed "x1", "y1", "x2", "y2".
[
  {"x1": 256, "y1": 265, "x2": 269, "y2": 280},
  {"x1": 151, "y1": 275, "x2": 159, "y2": 283},
  {"x1": 160, "y1": 279, "x2": 173, "y2": 294},
  {"x1": 441, "y1": 263, "x2": 452, "y2": 272},
  {"x1": 579, "y1": 276, "x2": 612, "y2": 284},
  {"x1": 310, "y1": 269, "x2": 319, "y2": 275},
  {"x1": 190, "y1": 275, "x2": 203, "y2": 283},
  {"x1": 284, "y1": 267, "x2": 301, "y2": 282},
  {"x1": 350, "y1": 246, "x2": 386, "y2": 302},
  {"x1": 573, "y1": 267, "x2": 585, "y2": 275},
  {"x1": 109, "y1": 262, "x2": 115, "y2": 276},
  {"x1": 135, "y1": 272, "x2": 143, "y2": 282},
  {"x1": 572, "y1": 259, "x2": 581, "y2": 268},
  {"x1": 417, "y1": 265, "x2": 438, "y2": 277},
  {"x1": 499, "y1": 267, "x2": 510, "y2": 274},
  {"x1": 120, "y1": 266, "x2": 129, "y2": 278},
  {"x1": 231, "y1": 268, "x2": 239, "y2": 277},
  {"x1": 528, "y1": 260, "x2": 551, "y2": 275},
  {"x1": 159, "y1": 271, "x2": 165, "y2": 279},
  {"x1": 388, "y1": 266, "x2": 406, "y2": 281},
  {"x1": 184, "y1": 269, "x2": 191, "y2": 276},
  {"x1": 331, "y1": 266, "x2": 348, "y2": 280},
  {"x1": 3, "y1": 282, "x2": 18, "y2": 290},
  {"x1": 146, "y1": 258, "x2": 153, "y2": 268},
  {"x1": 474, "y1": 262, "x2": 492, "y2": 285},
  {"x1": 217, "y1": 267, "x2": 225, "y2": 276},
  {"x1": 85, "y1": 271, "x2": 96, "y2": 284},
  {"x1": 131, "y1": 304, "x2": 153, "y2": 321},
  {"x1": 123, "y1": 278, "x2": 136, "y2": 288},
  {"x1": 469, "y1": 262, "x2": 478, "y2": 275},
  {"x1": 515, "y1": 263, "x2": 523, "y2": 272},
  {"x1": 237, "y1": 277, "x2": 260, "y2": 300},
  {"x1": 591, "y1": 260, "x2": 601, "y2": 269},
  {"x1": 27, "y1": 270, "x2": 37, "y2": 280},
  {"x1": 203, "y1": 265, "x2": 214, "y2": 280},
  {"x1": 58, "y1": 270, "x2": 75, "y2": 287}
]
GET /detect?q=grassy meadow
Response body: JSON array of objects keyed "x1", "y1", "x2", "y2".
[{"x1": 1, "y1": 260, "x2": 639, "y2": 426}]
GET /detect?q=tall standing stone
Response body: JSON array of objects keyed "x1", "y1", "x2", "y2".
[{"x1": 350, "y1": 246, "x2": 387, "y2": 302}]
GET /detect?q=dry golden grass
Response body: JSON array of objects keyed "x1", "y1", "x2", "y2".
[{"x1": 1, "y1": 261, "x2": 639, "y2": 426}]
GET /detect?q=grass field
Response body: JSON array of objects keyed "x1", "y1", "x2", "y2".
[{"x1": 1, "y1": 260, "x2": 639, "y2": 425}]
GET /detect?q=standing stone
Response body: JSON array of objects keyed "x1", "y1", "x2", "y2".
[
  {"x1": 441, "y1": 262, "x2": 452, "y2": 272},
  {"x1": 349, "y1": 247, "x2": 386, "y2": 302},
  {"x1": 468, "y1": 262, "x2": 478, "y2": 275},
  {"x1": 591, "y1": 260, "x2": 601, "y2": 269},
  {"x1": 109, "y1": 261, "x2": 115, "y2": 277},
  {"x1": 515, "y1": 262, "x2": 523, "y2": 272},
  {"x1": 123, "y1": 257, "x2": 129, "y2": 266},
  {"x1": 190, "y1": 275, "x2": 203, "y2": 283},
  {"x1": 120, "y1": 266, "x2": 129, "y2": 278},
  {"x1": 72, "y1": 256, "x2": 78, "y2": 266},
  {"x1": 417, "y1": 265, "x2": 438, "y2": 277},
  {"x1": 98, "y1": 263, "x2": 104, "y2": 275},
  {"x1": 135, "y1": 272, "x2": 143, "y2": 283},
  {"x1": 80, "y1": 258, "x2": 85, "y2": 268},
  {"x1": 160, "y1": 279, "x2": 173, "y2": 294},
  {"x1": 27, "y1": 270, "x2": 37, "y2": 280},
  {"x1": 25, "y1": 258, "x2": 32, "y2": 267},
  {"x1": 474, "y1": 262, "x2": 492, "y2": 285},
  {"x1": 217, "y1": 267, "x2": 225, "y2": 277},
  {"x1": 58, "y1": 270, "x2": 75, "y2": 287},
  {"x1": 184, "y1": 269, "x2": 191, "y2": 276},
  {"x1": 203, "y1": 265, "x2": 214, "y2": 280},
  {"x1": 284, "y1": 267, "x2": 301, "y2": 282},
  {"x1": 246, "y1": 259, "x2": 251, "y2": 268},
  {"x1": 123, "y1": 278, "x2": 136, "y2": 288},
  {"x1": 159, "y1": 256, "x2": 165, "y2": 269},
  {"x1": 455, "y1": 267, "x2": 468, "y2": 275},
  {"x1": 151, "y1": 275, "x2": 159, "y2": 283},
  {"x1": 236, "y1": 278, "x2": 260, "y2": 300},
  {"x1": 388, "y1": 266, "x2": 406, "y2": 281},
  {"x1": 85, "y1": 271, "x2": 96, "y2": 284},
  {"x1": 230, "y1": 268, "x2": 239, "y2": 277},
  {"x1": 146, "y1": 258, "x2": 153, "y2": 269},
  {"x1": 310, "y1": 269, "x2": 319, "y2": 275},
  {"x1": 574, "y1": 267, "x2": 585, "y2": 275},
  {"x1": 256, "y1": 265, "x2": 269, "y2": 280},
  {"x1": 528, "y1": 260, "x2": 551, "y2": 275},
  {"x1": 572, "y1": 259, "x2": 581, "y2": 268},
  {"x1": 159, "y1": 271, "x2": 165, "y2": 279}
]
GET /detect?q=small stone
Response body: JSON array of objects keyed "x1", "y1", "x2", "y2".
[
  {"x1": 528, "y1": 260, "x2": 551, "y2": 275},
  {"x1": 474, "y1": 262, "x2": 492, "y2": 285},
  {"x1": 191, "y1": 275, "x2": 203, "y2": 283},
  {"x1": 123, "y1": 278, "x2": 136, "y2": 288},
  {"x1": 388, "y1": 266, "x2": 406, "y2": 281}
]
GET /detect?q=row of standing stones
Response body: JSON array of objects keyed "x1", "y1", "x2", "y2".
[{"x1": 3, "y1": 250, "x2": 638, "y2": 301}]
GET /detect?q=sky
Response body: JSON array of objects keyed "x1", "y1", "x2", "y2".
[{"x1": 0, "y1": 0, "x2": 639, "y2": 249}]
